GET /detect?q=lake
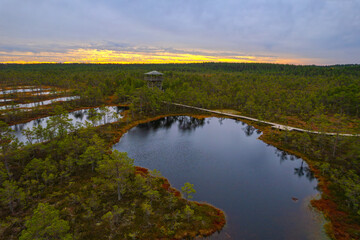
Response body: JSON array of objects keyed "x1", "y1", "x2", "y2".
[{"x1": 113, "y1": 116, "x2": 329, "y2": 240}]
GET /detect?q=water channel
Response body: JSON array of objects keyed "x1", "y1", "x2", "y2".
[
  {"x1": 112, "y1": 116, "x2": 329, "y2": 240},
  {"x1": 0, "y1": 99, "x2": 14, "y2": 103},
  {"x1": 1, "y1": 88, "x2": 43, "y2": 95},
  {"x1": 11, "y1": 106, "x2": 124, "y2": 143},
  {"x1": 29, "y1": 91, "x2": 60, "y2": 96},
  {"x1": 0, "y1": 96, "x2": 80, "y2": 110}
]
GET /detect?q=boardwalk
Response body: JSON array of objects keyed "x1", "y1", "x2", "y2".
[{"x1": 167, "y1": 102, "x2": 360, "y2": 137}]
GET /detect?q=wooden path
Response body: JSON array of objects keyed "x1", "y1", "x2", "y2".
[{"x1": 167, "y1": 102, "x2": 360, "y2": 137}]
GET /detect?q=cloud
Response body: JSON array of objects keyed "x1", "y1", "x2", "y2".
[{"x1": 0, "y1": 0, "x2": 359, "y2": 64}]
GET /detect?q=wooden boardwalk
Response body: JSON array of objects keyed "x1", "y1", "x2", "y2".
[{"x1": 167, "y1": 102, "x2": 360, "y2": 137}]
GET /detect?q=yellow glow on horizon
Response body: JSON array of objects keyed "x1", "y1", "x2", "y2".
[{"x1": 0, "y1": 48, "x2": 312, "y2": 65}]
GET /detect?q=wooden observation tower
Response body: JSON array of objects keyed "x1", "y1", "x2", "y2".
[{"x1": 144, "y1": 71, "x2": 164, "y2": 89}]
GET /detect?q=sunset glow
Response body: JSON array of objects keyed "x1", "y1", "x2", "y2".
[{"x1": 0, "y1": 48, "x2": 311, "y2": 65}]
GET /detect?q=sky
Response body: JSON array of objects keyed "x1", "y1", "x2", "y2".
[{"x1": 0, "y1": 0, "x2": 359, "y2": 65}]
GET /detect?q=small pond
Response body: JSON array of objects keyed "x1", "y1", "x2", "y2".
[
  {"x1": 113, "y1": 116, "x2": 330, "y2": 240},
  {"x1": 12, "y1": 106, "x2": 125, "y2": 143}
]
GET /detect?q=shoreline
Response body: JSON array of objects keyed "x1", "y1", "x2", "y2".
[
  {"x1": 4, "y1": 102, "x2": 358, "y2": 239},
  {"x1": 107, "y1": 112, "x2": 227, "y2": 239},
  {"x1": 110, "y1": 110, "x2": 359, "y2": 240},
  {"x1": 2, "y1": 103, "x2": 129, "y2": 126},
  {"x1": 134, "y1": 166, "x2": 226, "y2": 239}
]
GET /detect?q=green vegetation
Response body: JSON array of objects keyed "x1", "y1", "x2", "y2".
[
  {"x1": 1, "y1": 63, "x2": 359, "y2": 115},
  {"x1": 181, "y1": 182, "x2": 196, "y2": 200},
  {"x1": 1, "y1": 63, "x2": 360, "y2": 239},
  {"x1": 19, "y1": 203, "x2": 72, "y2": 240},
  {"x1": 0, "y1": 110, "x2": 223, "y2": 239},
  {"x1": 2, "y1": 63, "x2": 360, "y2": 128}
]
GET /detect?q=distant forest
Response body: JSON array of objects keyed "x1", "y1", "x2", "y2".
[{"x1": 1, "y1": 63, "x2": 359, "y2": 122}]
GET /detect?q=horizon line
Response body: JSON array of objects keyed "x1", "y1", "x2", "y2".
[{"x1": 0, "y1": 62, "x2": 358, "y2": 67}]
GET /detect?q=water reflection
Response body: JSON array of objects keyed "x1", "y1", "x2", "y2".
[
  {"x1": 1, "y1": 88, "x2": 43, "y2": 95},
  {"x1": 0, "y1": 96, "x2": 80, "y2": 110},
  {"x1": 178, "y1": 116, "x2": 205, "y2": 130},
  {"x1": 30, "y1": 91, "x2": 60, "y2": 96},
  {"x1": 242, "y1": 125, "x2": 256, "y2": 136},
  {"x1": 294, "y1": 160, "x2": 315, "y2": 181},
  {"x1": 0, "y1": 99, "x2": 14, "y2": 103},
  {"x1": 11, "y1": 106, "x2": 125, "y2": 143},
  {"x1": 138, "y1": 116, "x2": 206, "y2": 131},
  {"x1": 113, "y1": 117, "x2": 329, "y2": 240},
  {"x1": 276, "y1": 149, "x2": 290, "y2": 162},
  {"x1": 72, "y1": 110, "x2": 85, "y2": 120},
  {"x1": 1, "y1": 88, "x2": 60, "y2": 97},
  {"x1": 138, "y1": 116, "x2": 263, "y2": 137},
  {"x1": 275, "y1": 149, "x2": 314, "y2": 182},
  {"x1": 131, "y1": 116, "x2": 317, "y2": 184}
]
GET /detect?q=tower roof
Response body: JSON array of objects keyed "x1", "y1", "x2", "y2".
[{"x1": 144, "y1": 70, "x2": 163, "y2": 75}]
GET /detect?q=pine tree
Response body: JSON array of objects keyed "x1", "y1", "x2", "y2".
[{"x1": 19, "y1": 203, "x2": 72, "y2": 240}]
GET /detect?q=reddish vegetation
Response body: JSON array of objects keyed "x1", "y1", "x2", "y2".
[
  {"x1": 254, "y1": 125, "x2": 360, "y2": 240},
  {"x1": 194, "y1": 201, "x2": 226, "y2": 235},
  {"x1": 134, "y1": 166, "x2": 149, "y2": 176},
  {"x1": 121, "y1": 112, "x2": 360, "y2": 240},
  {"x1": 159, "y1": 178, "x2": 182, "y2": 198},
  {"x1": 284, "y1": 114, "x2": 360, "y2": 134},
  {"x1": 285, "y1": 116, "x2": 308, "y2": 129},
  {"x1": 311, "y1": 179, "x2": 360, "y2": 240},
  {"x1": 12, "y1": 102, "x2": 357, "y2": 239},
  {"x1": 134, "y1": 166, "x2": 226, "y2": 239},
  {"x1": 104, "y1": 95, "x2": 117, "y2": 105}
]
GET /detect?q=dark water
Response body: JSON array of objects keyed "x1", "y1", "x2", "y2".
[
  {"x1": 11, "y1": 106, "x2": 124, "y2": 143},
  {"x1": 113, "y1": 116, "x2": 329, "y2": 240},
  {"x1": 0, "y1": 96, "x2": 80, "y2": 110}
]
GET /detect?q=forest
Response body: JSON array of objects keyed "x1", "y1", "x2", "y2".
[{"x1": 0, "y1": 63, "x2": 360, "y2": 239}]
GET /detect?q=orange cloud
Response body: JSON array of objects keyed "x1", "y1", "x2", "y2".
[{"x1": 0, "y1": 48, "x2": 314, "y2": 65}]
